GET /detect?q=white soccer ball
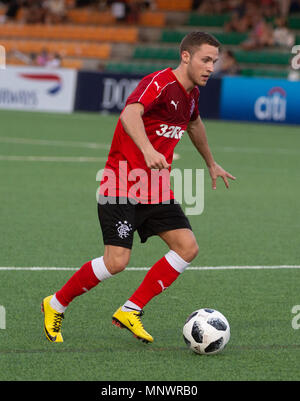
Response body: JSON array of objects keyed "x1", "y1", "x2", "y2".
[{"x1": 183, "y1": 308, "x2": 230, "y2": 355}]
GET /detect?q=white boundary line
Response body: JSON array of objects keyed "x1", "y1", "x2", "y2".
[
  {"x1": 0, "y1": 136, "x2": 110, "y2": 150},
  {"x1": 0, "y1": 155, "x2": 107, "y2": 162},
  {"x1": 0, "y1": 265, "x2": 300, "y2": 271}
]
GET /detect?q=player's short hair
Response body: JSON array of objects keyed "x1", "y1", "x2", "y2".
[{"x1": 179, "y1": 31, "x2": 221, "y2": 57}]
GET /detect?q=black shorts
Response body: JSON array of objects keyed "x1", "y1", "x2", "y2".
[{"x1": 97, "y1": 196, "x2": 192, "y2": 249}]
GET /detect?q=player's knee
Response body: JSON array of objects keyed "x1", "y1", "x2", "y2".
[
  {"x1": 175, "y1": 241, "x2": 199, "y2": 263},
  {"x1": 106, "y1": 256, "x2": 128, "y2": 274},
  {"x1": 185, "y1": 242, "x2": 199, "y2": 262},
  {"x1": 105, "y1": 255, "x2": 129, "y2": 274},
  {"x1": 104, "y1": 248, "x2": 130, "y2": 274}
]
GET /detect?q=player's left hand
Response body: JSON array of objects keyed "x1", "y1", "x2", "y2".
[{"x1": 208, "y1": 162, "x2": 236, "y2": 190}]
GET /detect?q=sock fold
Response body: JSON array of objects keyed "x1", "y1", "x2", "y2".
[{"x1": 91, "y1": 256, "x2": 112, "y2": 281}]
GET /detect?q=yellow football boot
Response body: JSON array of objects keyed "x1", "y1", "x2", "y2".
[
  {"x1": 41, "y1": 295, "x2": 64, "y2": 343},
  {"x1": 112, "y1": 307, "x2": 154, "y2": 343}
]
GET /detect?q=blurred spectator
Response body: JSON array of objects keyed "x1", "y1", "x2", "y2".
[
  {"x1": 277, "y1": 0, "x2": 291, "y2": 17},
  {"x1": 192, "y1": 0, "x2": 202, "y2": 10},
  {"x1": 109, "y1": 0, "x2": 127, "y2": 22},
  {"x1": 12, "y1": 48, "x2": 62, "y2": 67},
  {"x1": 213, "y1": 49, "x2": 240, "y2": 77},
  {"x1": 224, "y1": 9, "x2": 251, "y2": 32},
  {"x1": 192, "y1": 0, "x2": 231, "y2": 14},
  {"x1": 46, "y1": 52, "x2": 62, "y2": 67},
  {"x1": 126, "y1": 0, "x2": 147, "y2": 23},
  {"x1": 260, "y1": 0, "x2": 279, "y2": 18},
  {"x1": 24, "y1": 0, "x2": 46, "y2": 24},
  {"x1": 273, "y1": 16, "x2": 295, "y2": 47},
  {"x1": 0, "y1": 0, "x2": 22, "y2": 23},
  {"x1": 75, "y1": 0, "x2": 98, "y2": 6},
  {"x1": 44, "y1": 0, "x2": 67, "y2": 24},
  {"x1": 225, "y1": 1, "x2": 258, "y2": 33},
  {"x1": 36, "y1": 48, "x2": 49, "y2": 66},
  {"x1": 289, "y1": 0, "x2": 300, "y2": 13},
  {"x1": 35, "y1": 49, "x2": 62, "y2": 67},
  {"x1": 241, "y1": 12, "x2": 274, "y2": 50}
]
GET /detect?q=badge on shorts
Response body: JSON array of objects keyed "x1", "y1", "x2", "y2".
[{"x1": 116, "y1": 220, "x2": 133, "y2": 239}]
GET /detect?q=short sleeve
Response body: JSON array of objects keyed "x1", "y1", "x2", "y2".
[{"x1": 126, "y1": 71, "x2": 167, "y2": 113}]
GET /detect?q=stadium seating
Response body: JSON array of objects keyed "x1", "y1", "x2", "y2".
[
  {"x1": 133, "y1": 46, "x2": 291, "y2": 65},
  {"x1": 187, "y1": 13, "x2": 232, "y2": 27},
  {"x1": 240, "y1": 68, "x2": 288, "y2": 78},
  {"x1": 1, "y1": 1, "x2": 299, "y2": 78},
  {"x1": 66, "y1": 8, "x2": 116, "y2": 25},
  {"x1": 0, "y1": 24, "x2": 138, "y2": 43},
  {"x1": 139, "y1": 11, "x2": 166, "y2": 27},
  {"x1": 155, "y1": 0, "x2": 193, "y2": 11},
  {"x1": 187, "y1": 12, "x2": 300, "y2": 29},
  {"x1": 2, "y1": 39, "x2": 111, "y2": 59},
  {"x1": 234, "y1": 50, "x2": 291, "y2": 65},
  {"x1": 161, "y1": 30, "x2": 248, "y2": 45},
  {"x1": 288, "y1": 15, "x2": 300, "y2": 29}
]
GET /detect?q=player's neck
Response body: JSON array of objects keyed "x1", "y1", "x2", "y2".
[{"x1": 171, "y1": 66, "x2": 195, "y2": 94}]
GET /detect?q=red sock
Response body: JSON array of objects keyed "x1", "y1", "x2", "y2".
[
  {"x1": 55, "y1": 261, "x2": 100, "y2": 307},
  {"x1": 129, "y1": 256, "x2": 180, "y2": 309}
]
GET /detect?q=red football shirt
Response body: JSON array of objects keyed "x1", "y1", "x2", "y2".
[{"x1": 99, "y1": 67, "x2": 199, "y2": 203}]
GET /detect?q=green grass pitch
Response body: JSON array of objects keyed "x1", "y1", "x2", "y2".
[{"x1": 0, "y1": 110, "x2": 299, "y2": 381}]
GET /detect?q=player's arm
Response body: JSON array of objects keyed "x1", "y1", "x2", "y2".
[
  {"x1": 187, "y1": 115, "x2": 236, "y2": 189},
  {"x1": 120, "y1": 103, "x2": 170, "y2": 170}
]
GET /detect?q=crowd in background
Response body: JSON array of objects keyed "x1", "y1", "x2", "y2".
[
  {"x1": 192, "y1": 0, "x2": 300, "y2": 17},
  {"x1": 0, "y1": 0, "x2": 298, "y2": 72},
  {"x1": 1, "y1": 0, "x2": 299, "y2": 29},
  {"x1": 193, "y1": 0, "x2": 298, "y2": 76},
  {"x1": 0, "y1": 0, "x2": 153, "y2": 24}
]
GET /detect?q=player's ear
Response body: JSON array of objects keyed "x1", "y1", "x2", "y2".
[{"x1": 181, "y1": 50, "x2": 191, "y2": 64}]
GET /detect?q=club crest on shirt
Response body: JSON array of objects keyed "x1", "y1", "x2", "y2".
[{"x1": 190, "y1": 99, "x2": 195, "y2": 117}]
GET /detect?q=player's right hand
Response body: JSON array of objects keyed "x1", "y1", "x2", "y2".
[{"x1": 143, "y1": 148, "x2": 170, "y2": 170}]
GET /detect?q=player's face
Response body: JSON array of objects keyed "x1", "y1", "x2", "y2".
[{"x1": 184, "y1": 44, "x2": 219, "y2": 87}]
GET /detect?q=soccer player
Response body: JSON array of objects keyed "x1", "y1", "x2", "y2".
[{"x1": 42, "y1": 32, "x2": 235, "y2": 343}]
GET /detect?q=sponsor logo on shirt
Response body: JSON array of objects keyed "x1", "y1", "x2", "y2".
[
  {"x1": 170, "y1": 100, "x2": 179, "y2": 110},
  {"x1": 155, "y1": 124, "x2": 184, "y2": 139}
]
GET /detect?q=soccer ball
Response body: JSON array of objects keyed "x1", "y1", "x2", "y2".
[{"x1": 183, "y1": 308, "x2": 230, "y2": 355}]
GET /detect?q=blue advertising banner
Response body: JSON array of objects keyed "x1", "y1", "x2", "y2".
[
  {"x1": 198, "y1": 76, "x2": 221, "y2": 119},
  {"x1": 220, "y1": 76, "x2": 300, "y2": 125},
  {"x1": 74, "y1": 71, "x2": 221, "y2": 119},
  {"x1": 74, "y1": 71, "x2": 142, "y2": 113}
]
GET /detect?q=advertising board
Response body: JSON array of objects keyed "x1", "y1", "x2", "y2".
[{"x1": 0, "y1": 66, "x2": 77, "y2": 113}]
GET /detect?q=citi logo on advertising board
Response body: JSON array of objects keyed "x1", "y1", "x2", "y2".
[
  {"x1": 254, "y1": 86, "x2": 286, "y2": 122},
  {"x1": 19, "y1": 73, "x2": 62, "y2": 95}
]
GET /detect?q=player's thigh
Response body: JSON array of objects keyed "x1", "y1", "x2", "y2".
[
  {"x1": 158, "y1": 228, "x2": 199, "y2": 263},
  {"x1": 98, "y1": 195, "x2": 136, "y2": 236},
  {"x1": 98, "y1": 196, "x2": 135, "y2": 273},
  {"x1": 103, "y1": 245, "x2": 131, "y2": 274}
]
